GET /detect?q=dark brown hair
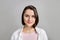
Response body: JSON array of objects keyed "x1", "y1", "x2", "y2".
[{"x1": 21, "y1": 5, "x2": 39, "y2": 28}]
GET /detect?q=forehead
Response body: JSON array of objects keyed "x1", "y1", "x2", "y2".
[{"x1": 24, "y1": 9, "x2": 34, "y2": 15}]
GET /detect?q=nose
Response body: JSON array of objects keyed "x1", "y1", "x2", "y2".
[{"x1": 28, "y1": 16, "x2": 32, "y2": 21}]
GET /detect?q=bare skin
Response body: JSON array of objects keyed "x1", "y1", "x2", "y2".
[
  {"x1": 22, "y1": 9, "x2": 36, "y2": 33},
  {"x1": 22, "y1": 25, "x2": 35, "y2": 33}
]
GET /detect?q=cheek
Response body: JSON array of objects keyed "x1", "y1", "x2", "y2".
[
  {"x1": 32, "y1": 19, "x2": 35, "y2": 23},
  {"x1": 24, "y1": 17, "x2": 28, "y2": 22}
]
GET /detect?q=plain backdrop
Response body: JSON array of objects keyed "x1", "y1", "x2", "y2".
[{"x1": 0, "y1": 0, "x2": 60, "y2": 40}]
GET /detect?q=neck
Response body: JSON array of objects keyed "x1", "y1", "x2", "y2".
[
  {"x1": 23, "y1": 25, "x2": 35, "y2": 33},
  {"x1": 24, "y1": 25, "x2": 33, "y2": 30}
]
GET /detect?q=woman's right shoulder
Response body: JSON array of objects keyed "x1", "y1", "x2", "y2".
[
  {"x1": 11, "y1": 28, "x2": 22, "y2": 40},
  {"x1": 11, "y1": 28, "x2": 21, "y2": 36}
]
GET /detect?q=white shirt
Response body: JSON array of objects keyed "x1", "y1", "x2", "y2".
[{"x1": 11, "y1": 27, "x2": 48, "y2": 40}]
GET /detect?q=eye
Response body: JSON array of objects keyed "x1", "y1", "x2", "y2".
[
  {"x1": 25, "y1": 14, "x2": 29, "y2": 17},
  {"x1": 32, "y1": 15, "x2": 35, "y2": 18}
]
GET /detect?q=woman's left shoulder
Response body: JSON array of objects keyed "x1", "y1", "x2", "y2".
[
  {"x1": 36, "y1": 27, "x2": 48, "y2": 40},
  {"x1": 35, "y1": 27, "x2": 47, "y2": 34}
]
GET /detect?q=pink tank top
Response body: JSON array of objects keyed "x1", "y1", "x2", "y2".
[{"x1": 22, "y1": 32, "x2": 38, "y2": 40}]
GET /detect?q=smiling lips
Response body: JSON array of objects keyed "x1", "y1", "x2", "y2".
[{"x1": 27, "y1": 21, "x2": 32, "y2": 24}]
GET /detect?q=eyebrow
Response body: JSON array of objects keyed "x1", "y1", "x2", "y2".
[{"x1": 24, "y1": 14, "x2": 35, "y2": 16}]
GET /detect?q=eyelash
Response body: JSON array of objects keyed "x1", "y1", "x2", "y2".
[
  {"x1": 25, "y1": 15, "x2": 35, "y2": 18},
  {"x1": 32, "y1": 16, "x2": 35, "y2": 18},
  {"x1": 25, "y1": 15, "x2": 29, "y2": 17}
]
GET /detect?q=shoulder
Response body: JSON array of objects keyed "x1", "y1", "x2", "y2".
[
  {"x1": 12, "y1": 29, "x2": 20, "y2": 35},
  {"x1": 35, "y1": 27, "x2": 47, "y2": 34},
  {"x1": 11, "y1": 28, "x2": 21, "y2": 38},
  {"x1": 36, "y1": 27, "x2": 48, "y2": 40},
  {"x1": 11, "y1": 28, "x2": 22, "y2": 40}
]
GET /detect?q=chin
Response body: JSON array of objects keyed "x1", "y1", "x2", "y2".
[{"x1": 26, "y1": 24, "x2": 33, "y2": 27}]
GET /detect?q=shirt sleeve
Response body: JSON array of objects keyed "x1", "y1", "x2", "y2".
[
  {"x1": 10, "y1": 29, "x2": 20, "y2": 40},
  {"x1": 11, "y1": 32, "x2": 15, "y2": 40},
  {"x1": 41, "y1": 29, "x2": 48, "y2": 40}
]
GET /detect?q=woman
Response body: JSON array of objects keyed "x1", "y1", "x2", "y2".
[{"x1": 11, "y1": 5, "x2": 48, "y2": 40}]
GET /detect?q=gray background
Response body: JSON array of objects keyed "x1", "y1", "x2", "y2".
[{"x1": 0, "y1": 0, "x2": 60, "y2": 40}]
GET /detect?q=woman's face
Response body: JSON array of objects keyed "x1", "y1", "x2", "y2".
[{"x1": 24, "y1": 9, "x2": 35, "y2": 28}]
